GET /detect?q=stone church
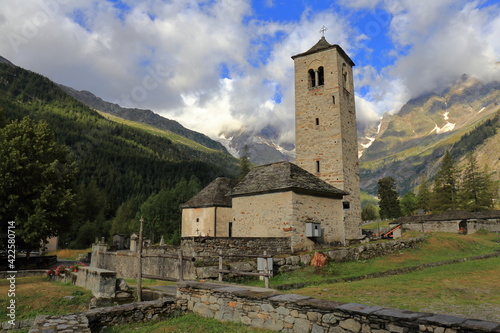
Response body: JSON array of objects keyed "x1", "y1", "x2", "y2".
[{"x1": 181, "y1": 37, "x2": 362, "y2": 251}]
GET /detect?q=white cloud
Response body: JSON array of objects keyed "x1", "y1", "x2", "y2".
[{"x1": 1, "y1": 0, "x2": 498, "y2": 147}]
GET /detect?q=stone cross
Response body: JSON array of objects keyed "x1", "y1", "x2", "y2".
[{"x1": 319, "y1": 25, "x2": 327, "y2": 36}]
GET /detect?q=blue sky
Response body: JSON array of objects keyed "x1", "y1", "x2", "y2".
[{"x1": 1, "y1": 0, "x2": 499, "y2": 143}]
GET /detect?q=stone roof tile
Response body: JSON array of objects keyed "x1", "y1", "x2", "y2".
[
  {"x1": 181, "y1": 177, "x2": 235, "y2": 208},
  {"x1": 229, "y1": 161, "x2": 347, "y2": 198}
]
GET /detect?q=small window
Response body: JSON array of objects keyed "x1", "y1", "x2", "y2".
[
  {"x1": 196, "y1": 218, "x2": 199, "y2": 222},
  {"x1": 342, "y1": 63, "x2": 347, "y2": 84},
  {"x1": 316, "y1": 161, "x2": 320, "y2": 173},
  {"x1": 228, "y1": 222, "x2": 233, "y2": 237},
  {"x1": 318, "y1": 66, "x2": 324, "y2": 86},
  {"x1": 308, "y1": 69, "x2": 316, "y2": 88},
  {"x1": 332, "y1": 95, "x2": 335, "y2": 104},
  {"x1": 315, "y1": 118, "x2": 319, "y2": 126},
  {"x1": 343, "y1": 201, "x2": 350, "y2": 210}
]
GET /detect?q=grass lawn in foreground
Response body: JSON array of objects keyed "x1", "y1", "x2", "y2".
[
  {"x1": 0, "y1": 276, "x2": 93, "y2": 321},
  {"x1": 256, "y1": 231, "x2": 500, "y2": 288},
  {"x1": 102, "y1": 313, "x2": 274, "y2": 333},
  {"x1": 292, "y1": 256, "x2": 500, "y2": 322}
]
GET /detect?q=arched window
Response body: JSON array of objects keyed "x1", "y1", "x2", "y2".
[
  {"x1": 318, "y1": 66, "x2": 324, "y2": 86},
  {"x1": 308, "y1": 69, "x2": 316, "y2": 88}
]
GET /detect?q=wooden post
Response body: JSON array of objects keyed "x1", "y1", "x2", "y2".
[
  {"x1": 218, "y1": 249, "x2": 223, "y2": 282},
  {"x1": 137, "y1": 216, "x2": 144, "y2": 302},
  {"x1": 178, "y1": 248, "x2": 184, "y2": 282},
  {"x1": 263, "y1": 250, "x2": 269, "y2": 289}
]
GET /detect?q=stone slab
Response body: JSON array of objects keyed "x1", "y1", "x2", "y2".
[
  {"x1": 462, "y1": 319, "x2": 500, "y2": 332},
  {"x1": 373, "y1": 308, "x2": 429, "y2": 321},
  {"x1": 268, "y1": 293, "x2": 312, "y2": 303},
  {"x1": 419, "y1": 314, "x2": 467, "y2": 327},
  {"x1": 336, "y1": 303, "x2": 384, "y2": 315}
]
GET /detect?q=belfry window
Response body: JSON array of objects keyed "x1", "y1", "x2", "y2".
[
  {"x1": 318, "y1": 66, "x2": 324, "y2": 86},
  {"x1": 308, "y1": 69, "x2": 316, "y2": 88}
]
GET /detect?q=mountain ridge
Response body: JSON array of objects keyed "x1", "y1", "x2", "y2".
[{"x1": 60, "y1": 84, "x2": 230, "y2": 154}]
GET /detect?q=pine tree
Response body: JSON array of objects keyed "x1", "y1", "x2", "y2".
[
  {"x1": 377, "y1": 177, "x2": 401, "y2": 219},
  {"x1": 459, "y1": 153, "x2": 498, "y2": 211},
  {"x1": 431, "y1": 151, "x2": 459, "y2": 212},
  {"x1": 416, "y1": 175, "x2": 431, "y2": 214}
]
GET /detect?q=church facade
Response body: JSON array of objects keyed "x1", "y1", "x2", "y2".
[{"x1": 181, "y1": 37, "x2": 362, "y2": 251}]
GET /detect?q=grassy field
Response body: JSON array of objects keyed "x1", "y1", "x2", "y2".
[
  {"x1": 248, "y1": 231, "x2": 500, "y2": 288},
  {"x1": 0, "y1": 276, "x2": 93, "y2": 321},
  {"x1": 292, "y1": 256, "x2": 500, "y2": 322},
  {"x1": 102, "y1": 313, "x2": 273, "y2": 333},
  {"x1": 46, "y1": 248, "x2": 91, "y2": 260}
]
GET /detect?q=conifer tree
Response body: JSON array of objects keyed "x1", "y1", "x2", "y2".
[
  {"x1": 431, "y1": 151, "x2": 459, "y2": 212},
  {"x1": 416, "y1": 175, "x2": 431, "y2": 213},
  {"x1": 459, "y1": 153, "x2": 498, "y2": 211},
  {"x1": 377, "y1": 176, "x2": 401, "y2": 219}
]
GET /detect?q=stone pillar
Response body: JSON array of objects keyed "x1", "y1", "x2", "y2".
[{"x1": 90, "y1": 243, "x2": 107, "y2": 268}]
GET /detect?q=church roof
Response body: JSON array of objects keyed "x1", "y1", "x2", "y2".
[
  {"x1": 291, "y1": 37, "x2": 355, "y2": 67},
  {"x1": 229, "y1": 161, "x2": 348, "y2": 198},
  {"x1": 181, "y1": 177, "x2": 235, "y2": 208}
]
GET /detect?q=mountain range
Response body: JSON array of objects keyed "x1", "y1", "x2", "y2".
[{"x1": 2, "y1": 54, "x2": 499, "y2": 200}]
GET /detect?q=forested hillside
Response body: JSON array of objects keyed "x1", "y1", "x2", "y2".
[{"x1": 0, "y1": 63, "x2": 240, "y2": 248}]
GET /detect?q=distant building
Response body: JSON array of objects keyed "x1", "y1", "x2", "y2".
[{"x1": 181, "y1": 37, "x2": 362, "y2": 251}]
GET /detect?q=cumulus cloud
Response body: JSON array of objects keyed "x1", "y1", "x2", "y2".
[
  {"x1": 346, "y1": 0, "x2": 500, "y2": 115},
  {"x1": 0, "y1": 0, "x2": 498, "y2": 146}
]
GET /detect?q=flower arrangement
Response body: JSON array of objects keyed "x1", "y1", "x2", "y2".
[{"x1": 46, "y1": 262, "x2": 86, "y2": 277}]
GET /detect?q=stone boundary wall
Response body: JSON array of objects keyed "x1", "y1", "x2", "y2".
[
  {"x1": 196, "y1": 237, "x2": 425, "y2": 279},
  {"x1": 177, "y1": 281, "x2": 500, "y2": 333},
  {"x1": 401, "y1": 219, "x2": 500, "y2": 234},
  {"x1": 91, "y1": 247, "x2": 196, "y2": 281},
  {"x1": 23, "y1": 299, "x2": 181, "y2": 333},
  {"x1": 181, "y1": 237, "x2": 292, "y2": 266}
]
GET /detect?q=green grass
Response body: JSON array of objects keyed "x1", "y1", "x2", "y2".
[
  {"x1": 292, "y1": 256, "x2": 500, "y2": 322},
  {"x1": 97, "y1": 111, "x2": 219, "y2": 154},
  {"x1": 243, "y1": 232, "x2": 500, "y2": 288},
  {"x1": 102, "y1": 313, "x2": 274, "y2": 333},
  {"x1": 0, "y1": 277, "x2": 93, "y2": 320}
]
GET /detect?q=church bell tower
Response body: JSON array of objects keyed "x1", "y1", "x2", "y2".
[{"x1": 292, "y1": 36, "x2": 361, "y2": 242}]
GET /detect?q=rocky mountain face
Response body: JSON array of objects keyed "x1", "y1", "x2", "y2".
[
  {"x1": 60, "y1": 85, "x2": 229, "y2": 154},
  {"x1": 358, "y1": 76, "x2": 500, "y2": 195},
  {"x1": 219, "y1": 125, "x2": 295, "y2": 165}
]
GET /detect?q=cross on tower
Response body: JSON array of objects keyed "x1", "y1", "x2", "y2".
[{"x1": 319, "y1": 25, "x2": 327, "y2": 36}]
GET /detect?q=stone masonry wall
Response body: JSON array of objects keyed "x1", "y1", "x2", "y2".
[
  {"x1": 26, "y1": 299, "x2": 181, "y2": 333},
  {"x1": 177, "y1": 281, "x2": 500, "y2": 333},
  {"x1": 181, "y1": 236, "x2": 292, "y2": 266}
]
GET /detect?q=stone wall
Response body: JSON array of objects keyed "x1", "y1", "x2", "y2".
[
  {"x1": 26, "y1": 299, "x2": 180, "y2": 333},
  {"x1": 181, "y1": 236, "x2": 292, "y2": 266},
  {"x1": 177, "y1": 281, "x2": 500, "y2": 333},
  {"x1": 91, "y1": 244, "x2": 197, "y2": 280},
  {"x1": 401, "y1": 219, "x2": 500, "y2": 234}
]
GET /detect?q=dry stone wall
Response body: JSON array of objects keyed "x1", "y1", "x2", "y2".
[{"x1": 177, "y1": 281, "x2": 500, "y2": 333}]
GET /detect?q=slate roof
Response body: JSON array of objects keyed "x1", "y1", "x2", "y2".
[
  {"x1": 229, "y1": 161, "x2": 348, "y2": 198},
  {"x1": 181, "y1": 177, "x2": 235, "y2": 208},
  {"x1": 291, "y1": 37, "x2": 355, "y2": 67}
]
